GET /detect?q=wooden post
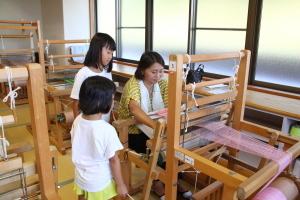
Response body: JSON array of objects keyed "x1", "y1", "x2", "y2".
[
  {"x1": 165, "y1": 54, "x2": 184, "y2": 200},
  {"x1": 26, "y1": 63, "x2": 61, "y2": 200}
]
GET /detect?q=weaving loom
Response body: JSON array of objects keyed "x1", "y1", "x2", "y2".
[
  {"x1": 26, "y1": 39, "x2": 91, "y2": 155},
  {"x1": 113, "y1": 50, "x2": 300, "y2": 200},
  {"x1": 0, "y1": 20, "x2": 41, "y2": 105},
  {"x1": 0, "y1": 64, "x2": 60, "y2": 200},
  {"x1": 164, "y1": 50, "x2": 300, "y2": 200}
]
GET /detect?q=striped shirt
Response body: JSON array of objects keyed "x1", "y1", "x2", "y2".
[{"x1": 118, "y1": 76, "x2": 168, "y2": 134}]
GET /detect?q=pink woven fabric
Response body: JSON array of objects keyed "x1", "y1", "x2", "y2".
[
  {"x1": 193, "y1": 121, "x2": 292, "y2": 194},
  {"x1": 193, "y1": 121, "x2": 291, "y2": 164},
  {"x1": 156, "y1": 109, "x2": 168, "y2": 118},
  {"x1": 252, "y1": 187, "x2": 287, "y2": 200}
]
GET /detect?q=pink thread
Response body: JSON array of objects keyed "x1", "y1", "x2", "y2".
[
  {"x1": 252, "y1": 187, "x2": 287, "y2": 200},
  {"x1": 193, "y1": 121, "x2": 292, "y2": 195}
]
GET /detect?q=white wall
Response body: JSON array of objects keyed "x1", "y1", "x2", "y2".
[
  {"x1": 62, "y1": 0, "x2": 90, "y2": 57},
  {"x1": 0, "y1": 0, "x2": 42, "y2": 50},
  {"x1": 0, "y1": 0, "x2": 90, "y2": 64},
  {"x1": 63, "y1": 0, "x2": 90, "y2": 40}
]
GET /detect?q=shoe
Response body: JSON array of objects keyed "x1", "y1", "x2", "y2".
[
  {"x1": 151, "y1": 187, "x2": 165, "y2": 200},
  {"x1": 153, "y1": 190, "x2": 165, "y2": 200},
  {"x1": 178, "y1": 190, "x2": 193, "y2": 199}
]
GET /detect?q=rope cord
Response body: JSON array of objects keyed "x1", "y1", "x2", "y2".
[
  {"x1": 30, "y1": 32, "x2": 35, "y2": 62},
  {"x1": 45, "y1": 39, "x2": 49, "y2": 54},
  {"x1": 49, "y1": 55, "x2": 54, "y2": 72},
  {"x1": 190, "y1": 83, "x2": 198, "y2": 107},
  {"x1": 2, "y1": 66, "x2": 21, "y2": 110},
  {"x1": 58, "y1": 98, "x2": 73, "y2": 108},
  {"x1": 1, "y1": 35, "x2": 5, "y2": 50},
  {"x1": 182, "y1": 54, "x2": 191, "y2": 82},
  {"x1": 0, "y1": 116, "x2": 10, "y2": 160},
  {"x1": 231, "y1": 51, "x2": 242, "y2": 90}
]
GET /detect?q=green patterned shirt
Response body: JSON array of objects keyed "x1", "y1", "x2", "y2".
[{"x1": 118, "y1": 76, "x2": 168, "y2": 134}]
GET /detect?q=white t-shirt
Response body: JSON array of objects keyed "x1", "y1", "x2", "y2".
[
  {"x1": 70, "y1": 66, "x2": 112, "y2": 122},
  {"x1": 71, "y1": 115, "x2": 123, "y2": 192}
]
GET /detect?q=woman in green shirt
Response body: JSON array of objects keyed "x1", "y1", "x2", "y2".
[{"x1": 118, "y1": 51, "x2": 192, "y2": 200}]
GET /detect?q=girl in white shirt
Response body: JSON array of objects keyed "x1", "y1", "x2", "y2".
[
  {"x1": 71, "y1": 76, "x2": 127, "y2": 200},
  {"x1": 71, "y1": 33, "x2": 115, "y2": 123}
]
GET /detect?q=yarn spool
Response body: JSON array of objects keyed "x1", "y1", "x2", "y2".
[
  {"x1": 253, "y1": 177, "x2": 299, "y2": 200},
  {"x1": 62, "y1": 110, "x2": 74, "y2": 124}
]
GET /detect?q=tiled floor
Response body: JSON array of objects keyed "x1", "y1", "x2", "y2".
[{"x1": 1, "y1": 100, "x2": 196, "y2": 200}]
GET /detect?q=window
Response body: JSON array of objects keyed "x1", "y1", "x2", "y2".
[
  {"x1": 194, "y1": 0, "x2": 248, "y2": 76},
  {"x1": 254, "y1": 0, "x2": 300, "y2": 90},
  {"x1": 95, "y1": 0, "x2": 299, "y2": 93},
  {"x1": 118, "y1": 0, "x2": 145, "y2": 61},
  {"x1": 153, "y1": 0, "x2": 189, "y2": 65}
]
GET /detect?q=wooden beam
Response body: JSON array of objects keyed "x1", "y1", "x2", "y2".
[
  {"x1": 26, "y1": 63, "x2": 61, "y2": 200},
  {"x1": 174, "y1": 147, "x2": 247, "y2": 189},
  {"x1": 0, "y1": 67, "x2": 28, "y2": 82}
]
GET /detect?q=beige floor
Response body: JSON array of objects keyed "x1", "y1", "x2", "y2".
[{"x1": 0, "y1": 99, "x2": 197, "y2": 200}]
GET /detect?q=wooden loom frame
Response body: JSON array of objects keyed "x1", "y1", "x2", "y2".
[
  {"x1": 164, "y1": 50, "x2": 300, "y2": 200},
  {"x1": 112, "y1": 117, "x2": 168, "y2": 200},
  {"x1": 35, "y1": 39, "x2": 90, "y2": 155},
  {"x1": 0, "y1": 64, "x2": 60, "y2": 199},
  {"x1": 0, "y1": 20, "x2": 41, "y2": 105}
]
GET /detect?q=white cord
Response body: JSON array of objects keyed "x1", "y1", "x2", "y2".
[
  {"x1": 181, "y1": 168, "x2": 200, "y2": 195},
  {"x1": 45, "y1": 39, "x2": 49, "y2": 54},
  {"x1": 59, "y1": 99, "x2": 73, "y2": 108},
  {"x1": 183, "y1": 54, "x2": 191, "y2": 82},
  {"x1": 2, "y1": 66, "x2": 21, "y2": 110},
  {"x1": 50, "y1": 55, "x2": 54, "y2": 72},
  {"x1": 1, "y1": 35, "x2": 5, "y2": 50},
  {"x1": 231, "y1": 51, "x2": 242, "y2": 90},
  {"x1": 0, "y1": 116, "x2": 10, "y2": 160},
  {"x1": 191, "y1": 83, "x2": 198, "y2": 107}
]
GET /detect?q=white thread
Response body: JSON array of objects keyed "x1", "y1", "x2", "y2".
[
  {"x1": 3, "y1": 66, "x2": 21, "y2": 110},
  {"x1": 185, "y1": 112, "x2": 189, "y2": 133},
  {"x1": 230, "y1": 51, "x2": 242, "y2": 90},
  {"x1": 30, "y1": 32, "x2": 34, "y2": 49},
  {"x1": 183, "y1": 54, "x2": 191, "y2": 82},
  {"x1": 50, "y1": 55, "x2": 54, "y2": 72},
  {"x1": 232, "y1": 65, "x2": 239, "y2": 76},
  {"x1": 45, "y1": 39, "x2": 49, "y2": 54},
  {"x1": 59, "y1": 99, "x2": 73, "y2": 108},
  {"x1": 0, "y1": 116, "x2": 10, "y2": 160},
  {"x1": 182, "y1": 168, "x2": 200, "y2": 195},
  {"x1": 190, "y1": 83, "x2": 198, "y2": 107},
  {"x1": 1, "y1": 35, "x2": 5, "y2": 50}
]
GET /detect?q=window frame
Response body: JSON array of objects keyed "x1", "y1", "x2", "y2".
[{"x1": 93, "y1": 0, "x2": 299, "y2": 94}]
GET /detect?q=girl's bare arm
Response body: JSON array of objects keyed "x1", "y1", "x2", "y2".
[{"x1": 109, "y1": 152, "x2": 128, "y2": 197}]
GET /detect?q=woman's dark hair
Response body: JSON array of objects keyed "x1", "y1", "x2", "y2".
[
  {"x1": 135, "y1": 51, "x2": 165, "y2": 80},
  {"x1": 83, "y1": 33, "x2": 116, "y2": 72},
  {"x1": 78, "y1": 76, "x2": 116, "y2": 115}
]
